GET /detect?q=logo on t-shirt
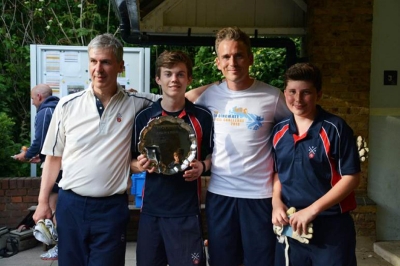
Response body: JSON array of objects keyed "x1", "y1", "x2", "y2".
[
  {"x1": 213, "y1": 106, "x2": 263, "y2": 130},
  {"x1": 308, "y1": 146, "x2": 317, "y2": 158},
  {"x1": 191, "y1": 252, "x2": 201, "y2": 264},
  {"x1": 116, "y1": 112, "x2": 122, "y2": 122}
]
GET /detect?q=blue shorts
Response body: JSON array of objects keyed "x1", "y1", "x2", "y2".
[
  {"x1": 137, "y1": 213, "x2": 206, "y2": 266},
  {"x1": 274, "y1": 212, "x2": 357, "y2": 266},
  {"x1": 205, "y1": 191, "x2": 276, "y2": 266},
  {"x1": 56, "y1": 189, "x2": 130, "y2": 266}
]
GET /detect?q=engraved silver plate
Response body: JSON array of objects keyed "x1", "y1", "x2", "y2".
[{"x1": 138, "y1": 116, "x2": 197, "y2": 175}]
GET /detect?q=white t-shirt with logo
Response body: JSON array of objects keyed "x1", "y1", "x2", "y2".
[{"x1": 196, "y1": 80, "x2": 290, "y2": 199}]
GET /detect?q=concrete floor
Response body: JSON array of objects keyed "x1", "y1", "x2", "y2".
[
  {"x1": 0, "y1": 236, "x2": 394, "y2": 266},
  {"x1": 374, "y1": 240, "x2": 400, "y2": 266},
  {"x1": 357, "y1": 236, "x2": 393, "y2": 266}
]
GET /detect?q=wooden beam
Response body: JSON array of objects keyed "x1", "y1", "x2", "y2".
[{"x1": 292, "y1": 0, "x2": 307, "y2": 12}]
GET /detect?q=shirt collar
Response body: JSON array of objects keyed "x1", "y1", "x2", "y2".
[
  {"x1": 288, "y1": 105, "x2": 326, "y2": 137},
  {"x1": 149, "y1": 98, "x2": 196, "y2": 118},
  {"x1": 87, "y1": 82, "x2": 125, "y2": 97}
]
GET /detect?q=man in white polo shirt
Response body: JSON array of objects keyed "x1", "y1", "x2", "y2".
[{"x1": 33, "y1": 33, "x2": 160, "y2": 266}]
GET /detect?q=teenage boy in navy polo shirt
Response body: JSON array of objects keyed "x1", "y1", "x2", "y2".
[
  {"x1": 271, "y1": 63, "x2": 360, "y2": 266},
  {"x1": 131, "y1": 50, "x2": 213, "y2": 266}
]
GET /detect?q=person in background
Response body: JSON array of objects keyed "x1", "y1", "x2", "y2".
[
  {"x1": 168, "y1": 148, "x2": 184, "y2": 168},
  {"x1": 13, "y1": 84, "x2": 61, "y2": 260},
  {"x1": 32, "y1": 33, "x2": 160, "y2": 266},
  {"x1": 14, "y1": 84, "x2": 58, "y2": 164},
  {"x1": 271, "y1": 62, "x2": 360, "y2": 266},
  {"x1": 186, "y1": 27, "x2": 290, "y2": 266},
  {"x1": 132, "y1": 50, "x2": 213, "y2": 266}
]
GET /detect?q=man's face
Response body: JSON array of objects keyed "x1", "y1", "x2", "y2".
[
  {"x1": 89, "y1": 48, "x2": 124, "y2": 90},
  {"x1": 216, "y1": 40, "x2": 253, "y2": 84},
  {"x1": 31, "y1": 90, "x2": 40, "y2": 109},
  {"x1": 156, "y1": 63, "x2": 192, "y2": 99}
]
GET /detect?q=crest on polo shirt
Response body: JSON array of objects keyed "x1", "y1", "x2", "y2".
[
  {"x1": 191, "y1": 252, "x2": 200, "y2": 264},
  {"x1": 308, "y1": 146, "x2": 317, "y2": 158},
  {"x1": 116, "y1": 112, "x2": 122, "y2": 122}
]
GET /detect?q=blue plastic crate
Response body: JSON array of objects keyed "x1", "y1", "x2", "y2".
[{"x1": 131, "y1": 172, "x2": 146, "y2": 208}]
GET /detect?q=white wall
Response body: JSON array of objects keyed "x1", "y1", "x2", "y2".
[{"x1": 369, "y1": 0, "x2": 400, "y2": 240}]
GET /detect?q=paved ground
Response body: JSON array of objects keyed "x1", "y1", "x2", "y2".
[{"x1": 0, "y1": 236, "x2": 393, "y2": 266}]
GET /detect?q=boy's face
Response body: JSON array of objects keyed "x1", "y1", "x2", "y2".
[
  {"x1": 174, "y1": 153, "x2": 180, "y2": 162},
  {"x1": 156, "y1": 63, "x2": 192, "y2": 99},
  {"x1": 216, "y1": 39, "x2": 253, "y2": 84},
  {"x1": 284, "y1": 80, "x2": 322, "y2": 119}
]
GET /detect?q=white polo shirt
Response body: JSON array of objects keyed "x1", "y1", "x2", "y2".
[{"x1": 42, "y1": 83, "x2": 160, "y2": 197}]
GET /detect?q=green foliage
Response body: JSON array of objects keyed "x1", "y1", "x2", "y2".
[
  {"x1": 0, "y1": 112, "x2": 30, "y2": 177},
  {"x1": 250, "y1": 47, "x2": 287, "y2": 89},
  {"x1": 150, "y1": 38, "x2": 301, "y2": 91},
  {"x1": 191, "y1": 46, "x2": 222, "y2": 89},
  {"x1": 0, "y1": 0, "x2": 120, "y2": 177}
]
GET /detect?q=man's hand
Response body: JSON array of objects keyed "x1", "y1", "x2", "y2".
[
  {"x1": 12, "y1": 151, "x2": 27, "y2": 161},
  {"x1": 33, "y1": 203, "x2": 53, "y2": 224},
  {"x1": 12, "y1": 146, "x2": 30, "y2": 162},
  {"x1": 29, "y1": 155, "x2": 41, "y2": 163},
  {"x1": 273, "y1": 207, "x2": 314, "y2": 244}
]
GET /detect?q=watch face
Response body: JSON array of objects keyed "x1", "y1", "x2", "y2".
[{"x1": 138, "y1": 116, "x2": 197, "y2": 175}]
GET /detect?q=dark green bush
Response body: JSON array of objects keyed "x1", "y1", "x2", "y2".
[{"x1": 0, "y1": 112, "x2": 30, "y2": 177}]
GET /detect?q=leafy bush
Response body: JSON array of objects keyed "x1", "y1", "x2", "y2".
[
  {"x1": 0, "y1": 112, "x2": 30, "y2": 177},
  {"x1": 0, "y1": 0, "x2": 120, "y2": 177}
]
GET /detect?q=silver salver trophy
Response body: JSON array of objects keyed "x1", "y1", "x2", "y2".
[{"x1": 138, "y1": 116, "x2": 197, "y2": 175}]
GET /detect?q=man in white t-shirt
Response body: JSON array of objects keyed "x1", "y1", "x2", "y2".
[
  {"x1": 33, "y1": 33, "x2": 160, "y2": 266},
  {"x1": 186, "y1": 27, "x2": 290, "y2": 266}
]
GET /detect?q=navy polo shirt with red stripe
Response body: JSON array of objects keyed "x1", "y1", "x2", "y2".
[
  {"x1": 133, "y1": 98, "x2": 214, "y2": 217},
  {"x1": 272, "y1": 105, "x2": 360, "y2": 215}
]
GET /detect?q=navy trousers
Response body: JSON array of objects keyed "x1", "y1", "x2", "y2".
[{"x1": 56, "y1": 189, "x2": 130, "y2": 266}]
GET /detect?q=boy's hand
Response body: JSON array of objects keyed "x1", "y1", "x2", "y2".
[{"x1": 273, "y1": 207, "x2": 314, "y2": 244}]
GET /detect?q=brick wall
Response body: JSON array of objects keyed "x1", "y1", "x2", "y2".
[
  {"x1": 0, "y1": 177, "x2": 41, "y2": 228},
  {"x1": 0, "y1": 177, "x2": 376, "y2": 240},
  {"x1": 0, "y1": 177, "x2": 136, "y2": 229},
  {"x1": 353, "y1": 195, "x2": 376, "y2": 237},
  {"x1": 307, "y1": 0, "x2": 372, "y2": 193}
]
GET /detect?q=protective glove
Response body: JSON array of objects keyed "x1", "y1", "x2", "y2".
[
  {"x1": 356, "y1": 136, "x2": 369, "y2": 162},
  {"x1": 33, "y1": 219, "x2": 58, "y2": 245},
  {"x1": 273, "y1": 207, "x2": 313, "y2": 244}
]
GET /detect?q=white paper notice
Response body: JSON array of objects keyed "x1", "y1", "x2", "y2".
[{"x1": 62, "y1": 51, "x2": 81, "y2": 77}]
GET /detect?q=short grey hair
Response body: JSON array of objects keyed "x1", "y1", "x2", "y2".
[
  {"x1": 32, "y1": 84, "x2": 52, "y2": 98},
  {"x1": 88, "y1": 33, "x2": 124, "y2": 62}
]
